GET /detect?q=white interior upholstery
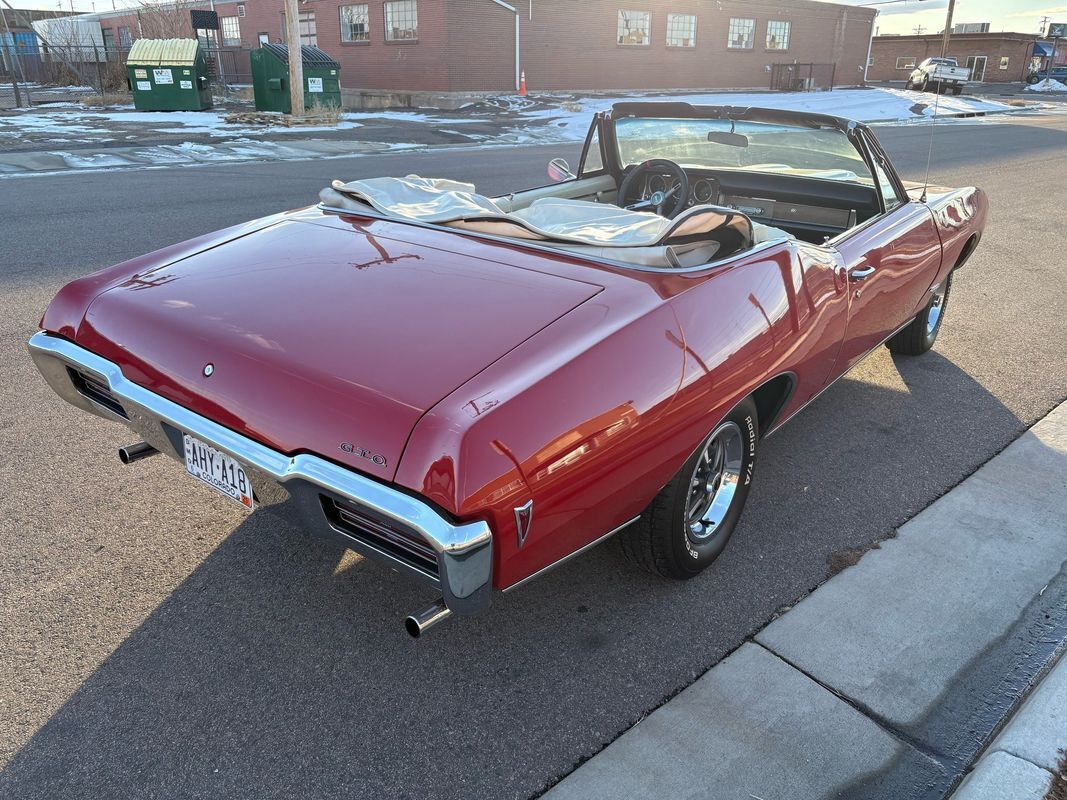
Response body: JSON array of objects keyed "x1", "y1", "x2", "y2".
[{"x1": 320, "y1": 175, "x2": 761, "y2": 269}]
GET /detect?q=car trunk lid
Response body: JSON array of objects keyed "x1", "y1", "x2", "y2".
[{"x1": 74, "y1": 219, "x2": 602, "y2": 480}]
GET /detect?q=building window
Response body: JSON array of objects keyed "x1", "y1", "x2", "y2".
[
  {"x1": 766, "y1": 20, "x2": 790, "y2": 50},
  {"x1": 999, "y1": 56, "x2": 1010, "y2": 70},
  {"x1": 385, "y1": 0, "x2": 418, "y2": 41},
  {"x1": 340, "y1": 4, "x2": 370, "y2": 42},
  {"x1": 299, "y1": 11, "x2": 317, "y2": 46},
  {"x1": 258, "y1": 32, "x2": 269, "y2": 45},
  {"x1": 727, "y1": 18, "x2": 755, "y2": 50},
  {"x1": 118, "y1": 26, "x2": 131, "y2": 48},
  {"x1": 896, "y1": 57, "x2": 916, "y2": 69},
  {"x1": 618, "y1": 10, "x2": 650, "y2": 46},
  {"x1": 665, "y1": 13, "x2": 695, "y2": 47},
  {"x1": 237, "y1": 3, "x2": 245, "y2": 17},
  {"x1": 101, "y1": 27, "x2": 115, "y2": 50},
  {"x1": 220, "y1": 16, "x2": 241, "y2": 46}
]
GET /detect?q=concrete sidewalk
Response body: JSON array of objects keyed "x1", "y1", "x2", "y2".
[{"x1": 545, "y1": 400, "x2": 1067, "y2": 800}]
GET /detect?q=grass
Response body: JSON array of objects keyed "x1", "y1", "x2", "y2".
[
  {"x1": 80, "y1": 91, "x2": 133, "y2": 107},
  {"x1": 1046, "y1": 749, "x2": 1067, "y2": 800},
  {"x1": 305, "y1": 100, "x2": 344, "y2": 124}
]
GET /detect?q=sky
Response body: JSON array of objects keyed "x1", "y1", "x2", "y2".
[
  {"x1": 5, "y1": 0, "x2": 1062, "y2": 39},
  {"x1": 834, "y1": 0, "x2": 1065, "y2": 37}
]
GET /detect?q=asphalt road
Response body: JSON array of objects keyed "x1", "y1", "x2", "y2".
[{"x1": 1, "y1": 115, "x2": 1066, "y2": 800}]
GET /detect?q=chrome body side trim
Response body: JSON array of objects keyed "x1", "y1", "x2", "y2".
[
  {"x1": 503, "y1": 515, "x2": 640, "y2": 593},
  {"x1": 27, "y1": 331, "x2": 493, "y2": 616}
]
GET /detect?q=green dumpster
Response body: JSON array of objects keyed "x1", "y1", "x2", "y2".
[
  {"x1": 127, "y1": 39, "x2": 212, "y2": 111},
  {"x1": 250, "y1": 44, "x2": 341, "y2": 114}
]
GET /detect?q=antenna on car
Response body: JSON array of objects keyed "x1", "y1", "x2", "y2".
[
  {"x1": 918, "y1": 74, "x2": 942, "y2": 204},
  {"x1": 920, "y1": 0, "x2": 957, "y2": 203}
]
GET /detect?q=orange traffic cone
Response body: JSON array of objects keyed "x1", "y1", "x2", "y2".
[{"x1": 519, "y1": 70, "x2": 527, "y2": 96}]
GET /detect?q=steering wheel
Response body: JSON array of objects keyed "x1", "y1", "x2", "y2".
[{"x1": 617, "y1": 159, "x2": 690, "y2": 219}]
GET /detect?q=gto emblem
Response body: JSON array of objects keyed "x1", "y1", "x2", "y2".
[
  {"x1": 339, "y1": 442, "x2": 387, "y2": 467},
  {"x1": 203, "y1": 363, "x2": 214, "y2": 377},
  {"x1": 514, "y1": 499, "x2": 534, "y2": 548}
]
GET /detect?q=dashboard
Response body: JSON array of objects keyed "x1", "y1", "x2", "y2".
[{"x1": 640, "y1": 169, "x2": 862, "y2": 234}]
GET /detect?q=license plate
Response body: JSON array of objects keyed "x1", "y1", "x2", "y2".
[{"x1": 183, "y1": 434, "x2": 254, "y2": 510}]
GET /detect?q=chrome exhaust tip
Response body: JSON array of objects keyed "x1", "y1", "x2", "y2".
[
  {"x1": 404, "y1": 599, "x2": 452, "y2": 638},
  {"x1": 118, "y1": 441, "x2": 158, "y2": 464}
]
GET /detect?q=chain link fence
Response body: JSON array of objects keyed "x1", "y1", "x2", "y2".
[{"x1": 0, "y1": 37, "x2": 253, "y2": 106}]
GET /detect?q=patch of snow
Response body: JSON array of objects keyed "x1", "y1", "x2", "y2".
[
  {"x1": 1026, "y1": 78, "x2": 1067, "y2": 93},
  {"x1": 50, "y1": 150, "x2": 132, "y2": 167},
  {"x1": 495, "y1": 88, "x2": 1018, "y2": 145}
]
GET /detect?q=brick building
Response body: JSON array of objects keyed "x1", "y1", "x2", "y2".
[
  {"x1": 39, "y1": 0, "x2": 876, "y2": 93},
  {"x1": 867, "y1": 32, "x2": 1055, "y2": 84}
]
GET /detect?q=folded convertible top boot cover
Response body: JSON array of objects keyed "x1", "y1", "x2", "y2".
[{"x1": 320, "y1": 175, "x2": 756, "y2": 268}]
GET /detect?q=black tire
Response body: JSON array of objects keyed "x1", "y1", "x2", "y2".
[
  {"x1": 621, "y1": 397, "x2": 758, "y2": 579},
  {"x1": 921, "y1": 76, "x2": 929, "y2": 92},
  {"x1": 904, "y1": 79, "x2": 913, "y2": 90},
  {"x1": 887, "y1": 272, "x2": 952, "y2": 356},
  {"x1": 951, "y1": 85, "x2": 962, "y2": 96}
]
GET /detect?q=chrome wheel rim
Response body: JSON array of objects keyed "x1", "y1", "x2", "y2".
[
  {"x1": 685, "y1": 422, "x2": 744, "y2": 543},
  {"x1": 926, "y1": 283, "x2": 946, "y2": 337}
]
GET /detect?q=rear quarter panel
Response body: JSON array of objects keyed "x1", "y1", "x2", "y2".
[
  {"x1": 395, "y1": 283, "x2": 686, "y2": 589},
  {"x1": 925, "y1": 186, "x2": 988, "y2": 284},
  {"x1": 397, "y1": 239, "x2": 850, "y2": 589}
]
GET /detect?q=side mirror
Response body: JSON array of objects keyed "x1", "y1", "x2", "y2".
[{"x1": 547, "y1": 157, "x2": 575, "y2": 182}]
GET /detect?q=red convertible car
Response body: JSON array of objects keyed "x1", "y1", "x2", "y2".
[{"x1": 29, "y1": 103, "x2": 986, "y2": 636}]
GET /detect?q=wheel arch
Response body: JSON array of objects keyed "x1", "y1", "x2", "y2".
[
  {"x1": 954, "y1": 233, "x2": 979, "y2": 269},
  {"x1": 750, "y1": 372, "x2": 798, "y2": 437}
]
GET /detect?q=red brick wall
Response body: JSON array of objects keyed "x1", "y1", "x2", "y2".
[
  {"x1": 868, "y1": 34, "x2": 1039, "y2": 83},
  {"x1": 86, "y1": 0, "x2": 875, "y2": 93},
  {"x1": 457, "y1": 0, "x2": 875, "y2": 92}
]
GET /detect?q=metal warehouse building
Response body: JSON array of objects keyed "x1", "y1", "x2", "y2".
[{"x1": 34, "y1": 0, "x2": 876, "y2": 95}]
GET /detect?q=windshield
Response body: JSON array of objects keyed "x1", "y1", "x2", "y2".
[{"x1": 614, "y1": 117, "x2": 874, "y2": 185}]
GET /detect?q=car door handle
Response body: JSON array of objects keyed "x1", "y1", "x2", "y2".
[{"x1": 849, "y1": 265, "x2": 876, "y2": 281}]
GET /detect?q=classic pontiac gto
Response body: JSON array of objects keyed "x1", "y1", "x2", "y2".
[{"x1": 30, "y1": 103, "x2": 986, "y2": 636}]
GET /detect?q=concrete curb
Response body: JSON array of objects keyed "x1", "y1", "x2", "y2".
[
  {"x1": 951, "y1": 651, "x2": 1067, "y2": 798},
  {"x1": 545, "y1": 399, "x2": 1067, "y2": 800}
]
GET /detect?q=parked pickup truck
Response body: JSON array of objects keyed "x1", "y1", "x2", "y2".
[{"x1": 906, "y1": 57, "x2": 971, "y2": 95}]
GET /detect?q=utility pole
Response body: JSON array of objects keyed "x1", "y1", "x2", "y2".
[
  {"x1": 0, "y1": 2, "x2": 28, "y2": 107},
  {"x1": 939, "y1": 0, "x2": 956, "y2": 58},
  {"x1": 282, "y1": 0, "x2": 304, "y2": 116}
]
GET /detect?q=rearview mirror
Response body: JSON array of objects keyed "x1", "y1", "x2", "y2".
[
  {"x1": 707, "y1": 131, "x2": 749, "y2": 148},
  {"x1": 547, "y1": 157, "x2": 575, "y2": 182}
]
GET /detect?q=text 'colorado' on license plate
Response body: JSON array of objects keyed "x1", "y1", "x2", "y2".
[{"x1": 183, "y1": 433, "x2": 254, "y2": 510}]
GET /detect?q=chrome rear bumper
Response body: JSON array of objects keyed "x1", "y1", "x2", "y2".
[{"x1": 27, "y1": 331, "x2": 493, "y2": 616}]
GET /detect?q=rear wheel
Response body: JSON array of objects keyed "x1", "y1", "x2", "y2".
[
  {"x1": 621, "y1": 398, "x2": 758, "y2": 579},
  {"x1": 887, "y1": 273, "x2": 952, "y2": 356},
  {"x1": 951, "y1": 85, "x2": 962, "y2": 96}
]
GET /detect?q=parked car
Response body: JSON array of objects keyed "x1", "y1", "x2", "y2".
[
  {"x1": 29, "y1": 103, "x2": 987, "y2": 636},
  {"x1": 906, "y1": 57, "x2": 971, "y2": 95},
  {"x1": 1027, "y1": 65, "x2": 1067, "y2": 84}
]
